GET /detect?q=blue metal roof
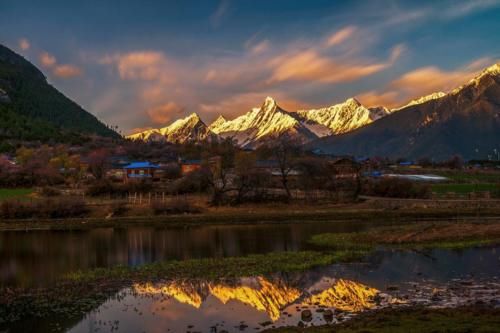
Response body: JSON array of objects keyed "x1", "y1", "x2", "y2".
[{"x1": 123, "y1": 162, "x2": 159, "y2": 169}]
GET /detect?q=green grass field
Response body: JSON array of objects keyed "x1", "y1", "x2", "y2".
[
  {"x1": 435, "y1": 170, "x2": 500, "y2": 183},
  {"x1": 0, "y1": 188, "x2": 33, "y2": 201},
  {"x1": 431, "y1": 183, "x2": 498, "y2": 196}
]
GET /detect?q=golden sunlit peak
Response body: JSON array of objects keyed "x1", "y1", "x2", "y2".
[{"x1": 304, "y1": 279, "x2": 379, "y2": 312}]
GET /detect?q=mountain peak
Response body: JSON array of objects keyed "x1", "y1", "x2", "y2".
[
  {"x1": 345, "y1": 97, "x2": 361, "y2": 106},
  {"x1": 262, "y1": 96, "x2": 277, "y2": 109},
  {"x1": 452, "y1": 62, "x2": 500, "y2": 95},
  {"x1": 392, "y1": 91, "x2": 446, "y2": 111},
  {"x1": 483, "y1": 62, "x2": 500, "y2": 76},
  {"x1": 208, "y1": 115, "x2": 227, "y2": 130},
  {"x1": 186, "y1": 112, "x2": 201, "y2": 120}
]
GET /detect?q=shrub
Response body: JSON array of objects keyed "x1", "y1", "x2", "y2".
[
  {"x1": 40, "y1": 186, "x2": 61, "y2": 197},
  {"x1": 0, "y1": 200, "x2": 34, "y2": 219},
  {"x1": 366, "y1": 177, "x2": 431, "y2": 199},
  {"x1": 86, "y1": 180, "x2": 115, "y2": 196},
  {"x1": 0, "y1": 198, "x2": 89, "y2": 219},
  {"x1": 86, "y1": 179, "x2": 154, "y2": 197},
  {"x1": 169, "y1": 170, "x2": 210, "y2": 194}
]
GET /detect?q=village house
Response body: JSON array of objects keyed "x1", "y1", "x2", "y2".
[
  {"x1": 180, "y1": 159, "x2": 202, "y2": 176},
  {"x1": 123, "y1": 161, "x2": 160, "y2": 181},
  {"x1": 328, "y1": 157, "x2": 360, "y2": 179}
]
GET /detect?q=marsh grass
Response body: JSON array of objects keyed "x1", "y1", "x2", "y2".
[{"x1": 309, "y1": 222, "x2": 500, "y2": 251}]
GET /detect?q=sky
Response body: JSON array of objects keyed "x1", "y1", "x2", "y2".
[{"x1": 1, "y1": 0, "x2": 500, "y2": 135}]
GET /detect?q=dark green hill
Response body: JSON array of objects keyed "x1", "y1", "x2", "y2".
[{"x1": 0, "y1": 44, "x2": 119, "y2": 142}]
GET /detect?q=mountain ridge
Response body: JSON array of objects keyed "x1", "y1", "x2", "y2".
[
  {"x1": 312, "y1": 62, "x2": 500, "y2": 159},
  {"x1": 128, "y1": 61, "x2": 500, "y2": 158}
]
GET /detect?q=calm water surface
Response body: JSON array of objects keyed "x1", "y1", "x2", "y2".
[
  {"x1": 10, "y1": 246, "x2": 500, "y2": 333},
  {"x1": 0, "y1": 220, "x2": 394, "y2": 287},
  {"x1": 1, "y1": 221, "x2": 500, "y2": 332}
]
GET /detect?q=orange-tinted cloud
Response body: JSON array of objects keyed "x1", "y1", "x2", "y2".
[
  {"x1": 53, "y1": 64, "x2": 83, "y2": 78},
  {"x1": 358, "y1": 57, "x2": 494, "y2": 108},
  {"x1": 356, "y1": 90, "x2": 400, "y2": 108},
  {"x1": 325, "y1": 26, "x2": 357, "y2": 47},
  {"x1": 146, "y1": 102, "x2": 184, "y2": 124},
  {"x1": 101, "y1": 51, "x2": 175, "y2": 83},
  {"x1": 390, "y1": 65, "x2": 478, "y2": 96},
  {"x1": 39, "y1": 51, "x2": 56, "y2": 67},
  {"x1": 268, "y1": 44, "x2": 403, "y2": 84},
  {"x1": 18, "y1": 38, "x2": 30, "y2": 51}
]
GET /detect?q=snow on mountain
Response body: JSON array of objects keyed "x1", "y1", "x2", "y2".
[
  {"x1": 208, "y1": 115, "x2": 227, "y2": 131},
  {"x1": 209, "y1": 96, "x2": 316, "y2": 146},
  {"x1": 127, "y1": 113, "x2": 214, "y2": 143},
  {"x1": 451, "y1": 62, "x2": 500, "y2": 95},
  {"x1": 295, "y1": 98, "x2": 384, "y2": 136},
  {"x1": 128, "y1": 96, "x2": 395, "y2": 146},
  {"x1": 391, "y1": 92, "x2": 446, "y2": 112},
  {"x1": 368, "y1": 106, "x2": 391, "y2": 120}
]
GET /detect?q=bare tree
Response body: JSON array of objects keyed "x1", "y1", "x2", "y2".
[
  {"x1": 87, "y1": 148, "x2": 109, "y2": 180},
  {"x1": 271, "y1": 136, "x2": 302, "y2": 201}
]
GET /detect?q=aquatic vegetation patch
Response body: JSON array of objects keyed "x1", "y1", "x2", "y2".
[{"x1": 309, "y1": 222, "x2": 500, "y2": 251}]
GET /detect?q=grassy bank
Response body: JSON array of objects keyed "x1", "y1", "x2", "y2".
[
  {"x1": 309, "y1": 221, "x2": 500, "y2": 251},
  {"x1": 0, "y1": 188, "x2": 33, "y2": 201},
  {"x1": 264, "y1": 306, "x2": 500, "y2": 333},
  {"x1": 431, "y1": 183, "x2": 498, "y2": 196},
  {"x1": 2, "y1": 203, "x2": 500, "y2": 231}
]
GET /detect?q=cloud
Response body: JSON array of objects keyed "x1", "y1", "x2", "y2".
[
  {"x1": 146, "y1": 102, "x2": 184, "y2": 124},
  {"x1": 210, "y1": 0, "x2": 230, "y2": 28},
  {"x1": 390, "y1": 65, "x2": 478, "y2": 96},
  {"x1": 357, "y1": 57, "x2": 495, "y2": 108},
  {"x1": 267, "y1": 44, "x2": 404, "y2": 84},
  {"x1": 53, "y1": 64, "x2": 83, "y2": 78},
  {"x1": 444, "y1": 0, "x2": 500, "y2": 18},
  {"x1": 356, "y1": 90, "x2": 400, "y2": 108},
  {"x1": 39, "y1": 51, "x2": 56, "y2": 67},
  {"x1": 249, "y1": 40, "x2": 270, "y2": 55},
  {"x1": 325, "y1": 26, "x2": 357, "y2": 47},
  {"x1": 18, "y1": 38, "x2": 30, "y2": 51},
  {"x1": 37, "y1": 50, "x2": 82, "y2": 79},
  {"x1": 101, "y1": 51, "x2": 173, "y2": 82}
]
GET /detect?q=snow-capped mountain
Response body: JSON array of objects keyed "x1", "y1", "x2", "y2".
[
  {"x1": 209, "y1": 96, "x2": 316, "y2": 147},
  {"x1": 208, "y1": 115, "x2": 227, "y2": 131},
  {"x1": 295, "y1": 98, "x2": 389, "y2": 136},
  {"x1": 391, "y1": 92, "x2": 446, "y2": 112},
  {"x1": 129, "y1": 96, "x2": 395, "y2": 146},
  {"x1": 314, "y1": 62, "x2": 500, "y2": 159},
  {"x1": 127, "y1": 113, "x2": 214, "y2": 143}
]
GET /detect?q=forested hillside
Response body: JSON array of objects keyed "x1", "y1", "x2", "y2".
[{"x1": 0, "y1": 44, "x2": 118, "y2": 144}]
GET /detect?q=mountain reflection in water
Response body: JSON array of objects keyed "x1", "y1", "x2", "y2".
[{"x1": 69, "y1": 276, "x2": 391, "y2": 333}]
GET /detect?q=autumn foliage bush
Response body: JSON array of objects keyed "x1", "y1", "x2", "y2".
[
  {"x1": 0, "y1": 198, "x2": 89, "y2": 219},
  {"x1": 86, "y1": 179, "x2": 153, "y2": 197}
]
